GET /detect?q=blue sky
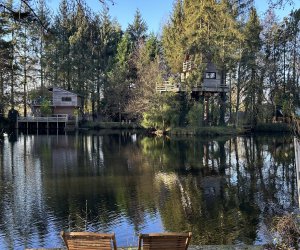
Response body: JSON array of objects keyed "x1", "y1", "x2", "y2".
[{"x1": 47, "y1": 0, "x2": 300, "y2": 33}]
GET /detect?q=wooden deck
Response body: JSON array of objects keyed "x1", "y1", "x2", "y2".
[
  {"x1": 192, "y1": 84, "x2": 229, "y2": 93},
  {"x1": 16, "y1": 114, "x2": 75, "y2": 131},
  {"x1": 17, "y1": 114, "x2": 68, "y2": 123},
  {"x1": 156, "y1": 81, "x2": 181, "y2": 93},
  {"x1": 156, "y1": 82, "x2": 229, "y2": 93}
]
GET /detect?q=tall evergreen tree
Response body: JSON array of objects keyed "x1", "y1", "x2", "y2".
[
  {"x1": 126, "y1": 9, "x2": 148, "y2": 47},
  {"x1": 103, "y1": 33, "x2": 131, "y2": 121},
  {"x1": 242, "y1": 7, "x2": 263, "y2": 125},
  {"x1": 89, "y1": 9, "x2": 121, "y2": 119},
  {"x1": 161, "y1": 0, "x2": 185, "y2": 73}
]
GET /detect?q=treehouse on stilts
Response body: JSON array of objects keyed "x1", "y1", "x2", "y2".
[{"x1": 156, "y1": 55, "x2": 229, "y2": 125}]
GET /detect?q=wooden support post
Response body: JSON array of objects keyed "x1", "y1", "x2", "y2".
[
  {"x1": 219, "y1": 92, "x2": 226, "y2": 126},
  {"x1": 200, "y1": 94, "x2": 205, "y2": 127},
  {"x1": 205, "y1": 95, "x2": 209, "y2": 126}
]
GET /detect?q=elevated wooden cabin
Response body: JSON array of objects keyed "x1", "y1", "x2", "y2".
[
  {"x1": 198, "y1": 62, "x2": 228, "y2": 93},
  {"x1": 157, "y1": 60, "x2": 228, "y2": 94},
  {"x1": 181, "y1": 61, "x2": 229, "y2": 93}
]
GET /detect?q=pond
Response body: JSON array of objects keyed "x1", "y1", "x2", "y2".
[{"x1": 0, "y1": 131, "x2": 298, "y2": 249}]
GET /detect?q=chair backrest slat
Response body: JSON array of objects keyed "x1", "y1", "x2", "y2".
[
  {"x1": 138, "y1": 232, "x2": 192, "y2": 250},
  {"x1": 60, "y1": 231, "x2": 117, "y2": 250}
]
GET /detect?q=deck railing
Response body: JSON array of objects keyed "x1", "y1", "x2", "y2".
[
  {"x1": 156, "y1": 81, "x2": 229, "y2": 93},
  {"x1": 156, "y1": 81, "x2": 180, "y2": 93},
  {"x1": 17, "y1": 114, "x2": 68, "y2": 123}
]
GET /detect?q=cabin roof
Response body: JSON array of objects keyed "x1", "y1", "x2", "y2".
[{"x1": 48, "y1": 87, "x2": 83, "y2": 97}]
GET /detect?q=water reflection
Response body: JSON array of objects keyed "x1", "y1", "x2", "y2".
[{"x1": 0, "y1": 133, "x2": 297, "y2": 249}]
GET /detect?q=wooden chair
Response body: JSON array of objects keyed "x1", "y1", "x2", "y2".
[
  {"x1": 60, "y1": 231, "x2": 117, "y2": 250},
  {"x1": 138, "y1": 232, "x2": 192, "y2": 250}
]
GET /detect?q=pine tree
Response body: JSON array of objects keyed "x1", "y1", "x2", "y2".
[
  {"x1": 242, "y1": 7, "x2": 262, "y2": 125},
  {"x1": 34, "y1": 0, "x2": 51, "y2": 92},
  {"x1": 103, "y1": 33, "x2": 131, "y2": 121},
  {"x1": 161, "y1": 0, "x2": 185, "y2": 73},
  {"x1": 126, "y1": 9, "x2": 148, "y2": 47},
  {"x1": 89, "y1": 9, "x2": 121, "y2": 119}
]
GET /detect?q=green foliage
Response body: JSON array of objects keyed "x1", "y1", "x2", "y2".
[
  {"x1": 126, "y1": 9, "x2": 148, "y2": 46},
  {"x1": 161, "y1": 0, "x2": 185, "y2": 73},
  {"x1": 28, "y1": 87, "x2": 51, "y2": 101},
  {"x1": 81, "y1": 121, "x2": 141, "y2": 129},
  {"x1": 253, "y1": 123, "x2": 291, "y2": 133},
  {"x1": 115, "y1": 33, "x2": 131, "y2": 68},
  {"x1": 187, "y1": 102, "x2": 203, "y2": 127},
  {"x1": 0, "y1": 0, "x2": 299, "y2": 131},
  {"x1": 282, "y1": 99, "x2": 293, "y2": 117},
  {"x1": 170, "y1": 126, "x2": 243, "y2": 136},
  {"x1": 145, "y1": 33, "x2": 160, "y2": 60},
  {"x1": 141, "y1": 94, "x2": 180, "y2": 130},
  {"x1": 40, "y1": 99, "x2": 52, "y2": 116}
]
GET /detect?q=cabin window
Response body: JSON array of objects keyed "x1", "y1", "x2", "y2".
[
  {"x1": 62, "y1": 97, "x2": 72, "y2": 102},
  {"x1": 205, "y1": 72, "x2": 216, "y2": 79}
]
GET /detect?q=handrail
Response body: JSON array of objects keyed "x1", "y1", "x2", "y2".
[
  {"x1": 156, "y1": 81, "x2": 181, "y2": 92},
  {"x1": 156, "y1": 81, "x2": 229, "y2": 93},
  {"x1": 17, "y1": 114, "x2": 68, "y2": 122}
]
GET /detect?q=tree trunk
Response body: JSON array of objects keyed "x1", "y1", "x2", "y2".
[
  {"x1": 0, "y1": 72, "x2": 3, "y2": 117},
  {"x1": 10, "y1": 29, "x2": 15, "y2": 109},
  {"x1": 235, "y1": 62, "x2": 241, "y2": 127},
  {"x1": 23, "y1": 25, "x2": 27, "y2": 117},
  {"x1": 219, "y1": 69, "x2": 226, "y2": 126}
]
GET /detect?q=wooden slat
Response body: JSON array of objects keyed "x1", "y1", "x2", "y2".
[
  {"x1": 138, "y1": 232, "x2": 192, "y2": 250},
  {"x1": 60, "y1": 231, "x2": 117, "y2": 250}
]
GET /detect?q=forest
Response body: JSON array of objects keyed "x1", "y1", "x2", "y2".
[{"x1": 0, "y1": 0, "x2": 299, "y2": 130}]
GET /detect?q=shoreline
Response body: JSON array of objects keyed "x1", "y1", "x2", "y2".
[{"x1": 79, "y1": 121, "x2": 292, "y2": 136}]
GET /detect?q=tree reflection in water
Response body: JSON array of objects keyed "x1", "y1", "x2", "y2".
[{"x1": 0, "y1": 133, "x2": 297, "y2": 249}]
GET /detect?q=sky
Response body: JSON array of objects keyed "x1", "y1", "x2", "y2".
[{"x1": 46, "y1": 0, "x2": 300, "y2": 33}]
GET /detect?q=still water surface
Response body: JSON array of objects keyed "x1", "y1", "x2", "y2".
[{"x1": 0, "y1": 132, "x2": 298, "y2": 249}]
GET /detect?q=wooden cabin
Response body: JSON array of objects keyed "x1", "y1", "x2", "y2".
[
  {"x1": 31, "y1": 87, "x2": 83, "y2": 119},
  {"x1": 200, "y1": 62, "x2": 228, "y2": 92},
  {"x1": 49, "y1": 87, "x2": 82, "y2": 118},
  {"x1": 156, "y1": 57, "x2": 229, "y2": 125},
  {"x1": 16, "y1": 87, "x2": 83, "y2": 132},
  {"x1": 157, "y1": 60, "x2": 228, "y2": 93}
]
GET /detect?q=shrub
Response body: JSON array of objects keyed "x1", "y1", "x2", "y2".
[
  {"x1": 187, "y1": 102, "x2": 203, "y2": 127},
  {"x1": 271, "y1": 213, "x2": 300, "y2": 249},
  {"x1": 40, "y1": 100, "x2": 52, "y2": 116}
]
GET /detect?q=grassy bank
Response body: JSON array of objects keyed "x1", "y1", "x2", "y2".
[
  {"x1": 79, "y1": 121, "x2": 292, "y2": 136},
  {"x1": 168, "y1": 126, "x2": 246, "y2": 136},
  {"x1": 168, "y1": 123, "x2": 292, "y2": 136},
  {"x1": 80, "y1": 121, "x2": 144, "y2": 130},
  {"x1": 253, "y1": 123, "x2": 291, "y2": 133}
]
